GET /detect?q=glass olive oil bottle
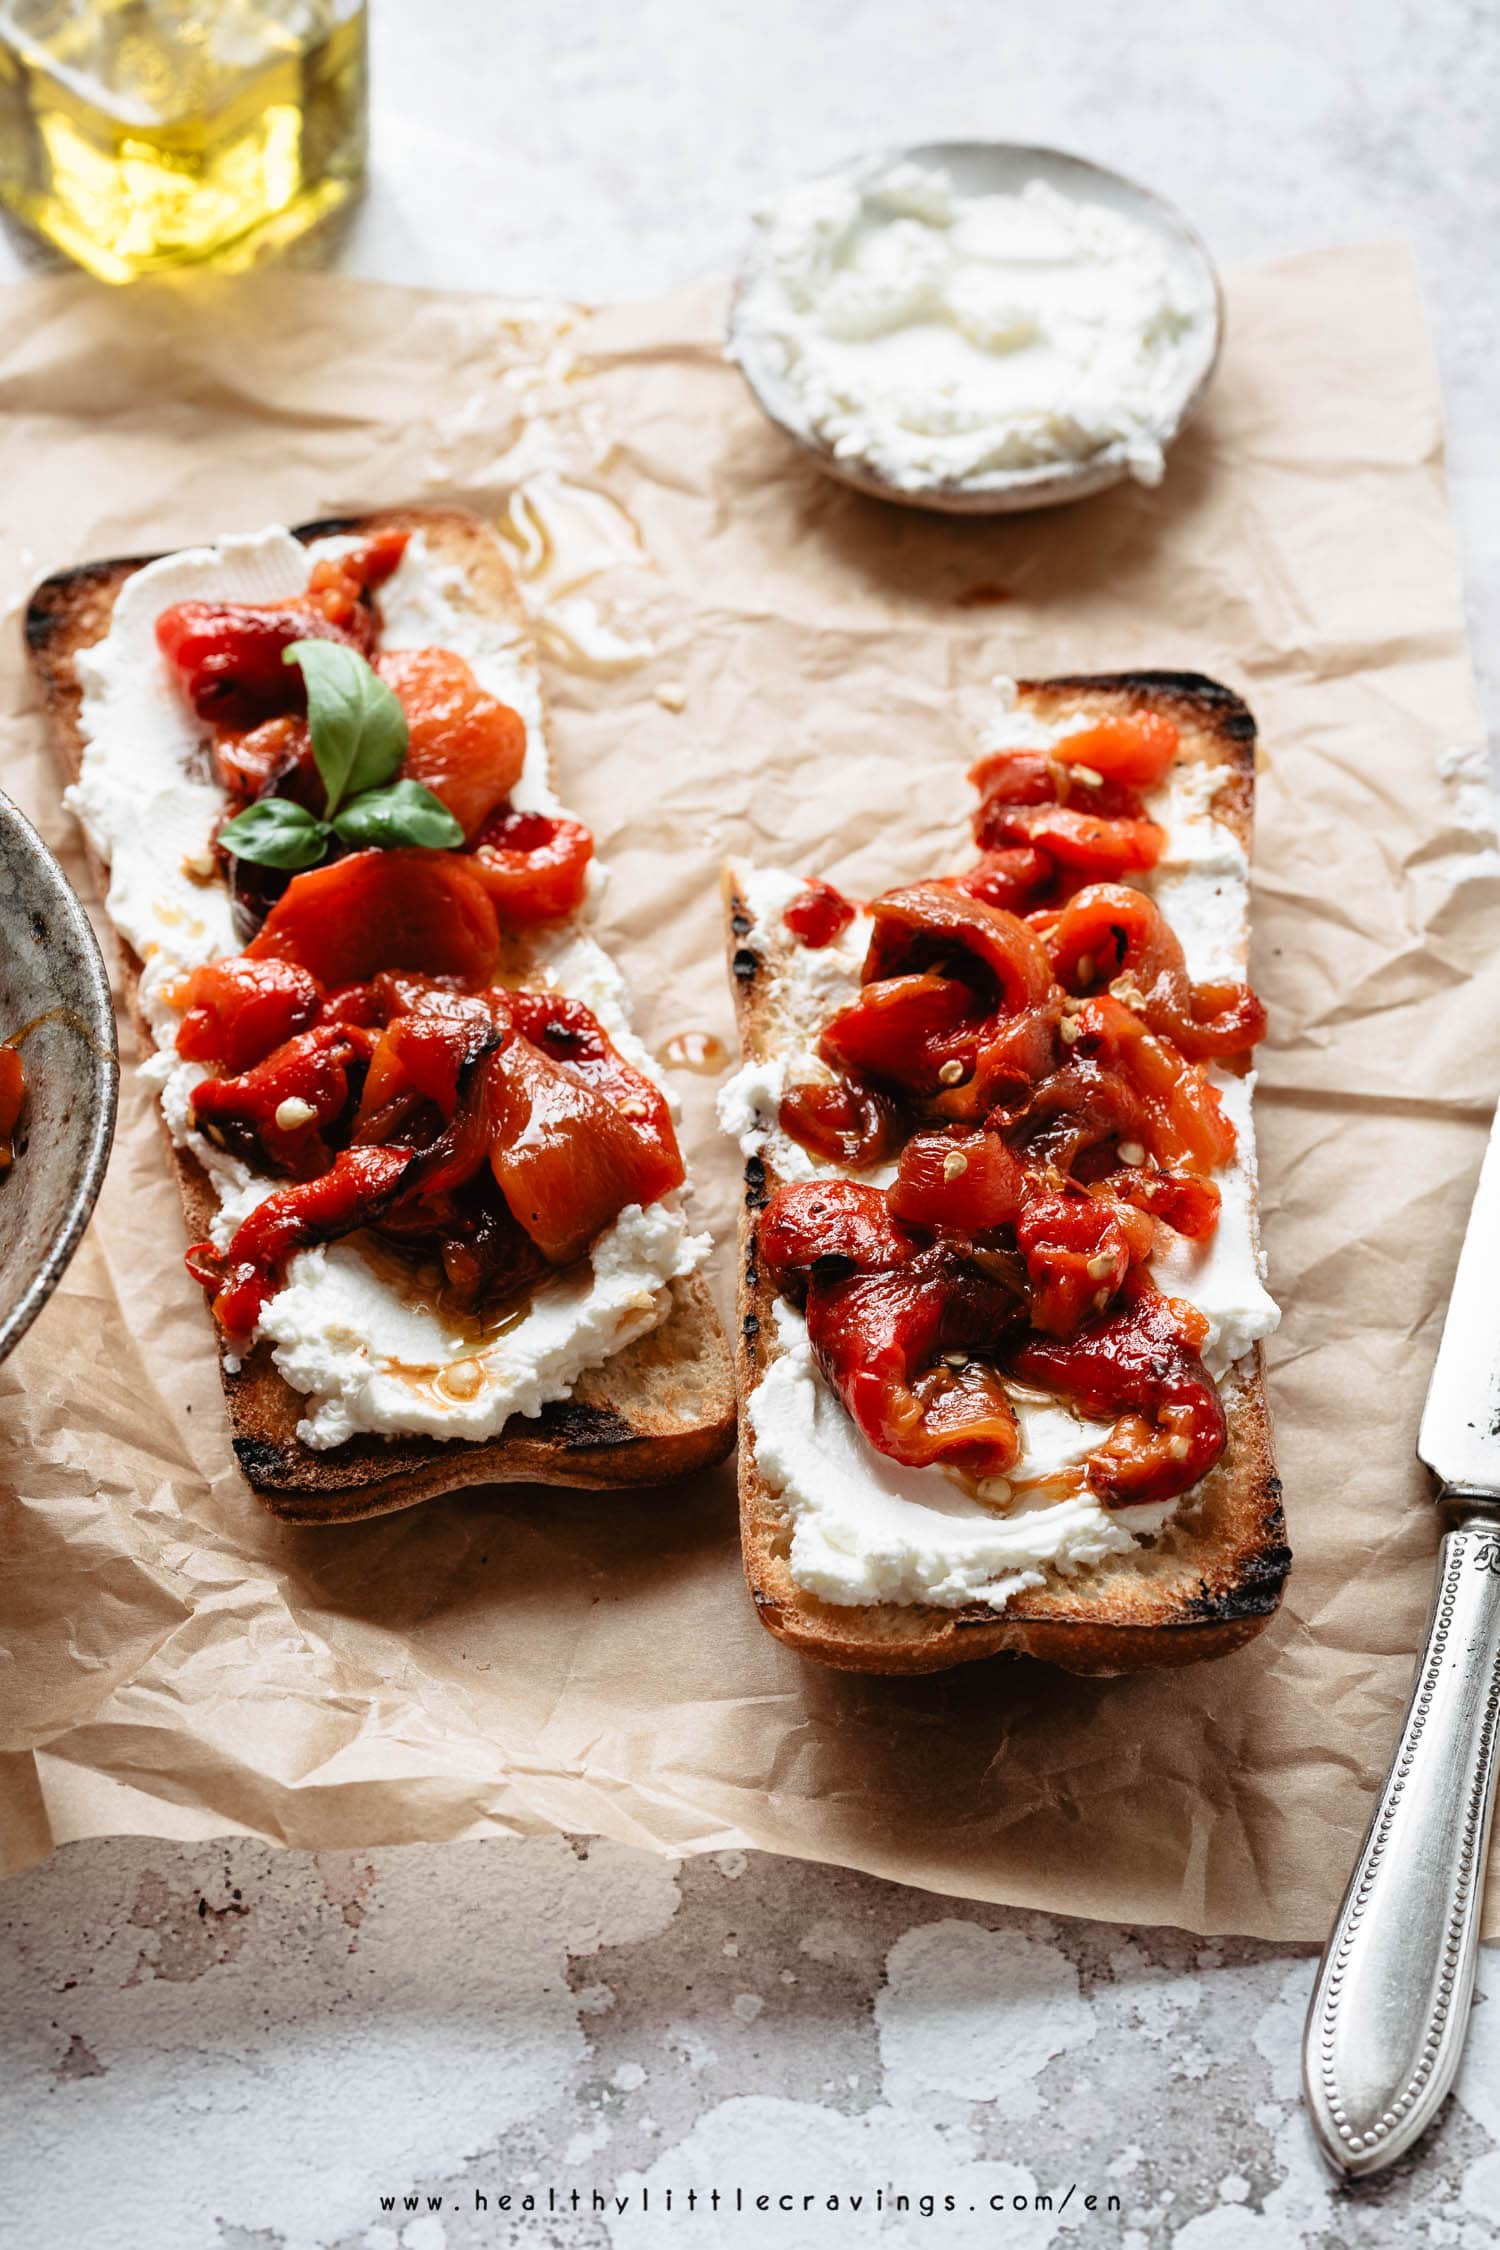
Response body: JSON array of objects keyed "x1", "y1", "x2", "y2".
[{"x1": 0, "y1": 1, "x2": 366, "y2": 281}]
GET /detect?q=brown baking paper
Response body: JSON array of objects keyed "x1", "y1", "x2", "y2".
[{"x1": 0, "y1": 246, "x2": 1492, "y2": 1939}]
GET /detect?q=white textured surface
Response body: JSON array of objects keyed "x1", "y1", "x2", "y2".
[
  {"x1": 3, "y1": 0, "x2": 1499, "y2": 2241},
  {"x1": 3, "y1": 1836, "x2": 1500, "y2": 2248}
]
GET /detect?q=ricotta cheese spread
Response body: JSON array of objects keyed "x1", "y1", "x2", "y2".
[
  {"x1": 730, "y1": 159, "x2": 1217, "y2": 495},
  {"x1": 718, "y1": 684, "x2": 1279, "y2": 1608},
  {"x1": 68, "y1": 526, "x2": 708, "y2": 1449}
]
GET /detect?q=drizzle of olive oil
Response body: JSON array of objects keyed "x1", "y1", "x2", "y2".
[
  {"x1": 381, "y1": 1291, "x2": 537, "y2": 1406},
  {"x1": 662, "y1": 1029, "x2": 726, "y2": 1075},
  {"x1": 351, "y1": 1230, "x2": 536, "y2": 1403},
  {"x1": 0, "y1": 1003, "x2": 113, "y2": 1171},
  {"x1": 0, "y1": 0, "x2": 367, "y2": 282},
  {"x1": 4, "y1": 1001, "x2": 115, "y2": 1069},
  {"x1": 493, "y1": 473, "x2": 653, "y2": 672}
]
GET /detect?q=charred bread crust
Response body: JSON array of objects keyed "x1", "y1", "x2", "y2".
[
  {"x1": 725, "y1": 672, "x2": 1288, "y2": 1677},
  {"x1": 27, "y1": 507, "x2": 736, "y2": 1521}
]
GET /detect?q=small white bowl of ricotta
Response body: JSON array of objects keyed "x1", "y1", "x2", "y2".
[{"x1": 727, "y1": 141, "x2": 1223, "y2": 514}]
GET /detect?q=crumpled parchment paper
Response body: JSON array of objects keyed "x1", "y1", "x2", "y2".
[{"x1": 0, "y1": 245, "x2": 1492, "y2": 1940}]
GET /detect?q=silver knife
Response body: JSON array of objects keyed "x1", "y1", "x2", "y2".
[{"x1": 1304, "y1": 1097, "x2": 1500, "y2": 2176}]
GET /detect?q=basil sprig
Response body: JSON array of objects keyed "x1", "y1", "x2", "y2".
[
  {"x1": 333, "y1": 777, "x2": 467, "y2": 850},
  {"x1": 217, "y1": 640, "x2": 463, "y2": 869},
  {"x1": 291, "y1": 638, "x2": 409, "y2": 814},
  {"x1": 217, "y1": 797, "x2": 330, "y2": 871}
]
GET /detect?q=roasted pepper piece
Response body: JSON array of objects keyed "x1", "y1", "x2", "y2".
[
  {"x1": 471, "y1": 806, "x2": 595, "y2": 925},
  {"x1": 248, "y1": 849, "x2": 500, "y2": 989},
  {"x1": 187, "y1": 1142, "x2": 413, "y2": 1338}
]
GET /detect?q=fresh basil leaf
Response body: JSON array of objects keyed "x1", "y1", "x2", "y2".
[
  {"x1": 284, "y1": 638, "x2": 408, "y2": 816},
  {"x1": 218, "y1": 799, "x2": 331, "y2": 870},
  {"x1": 332, "y1": 779, "x2": 464, "y2": 852}
]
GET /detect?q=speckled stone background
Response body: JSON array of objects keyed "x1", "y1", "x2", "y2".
[{"x1": 3, "y1": 3, "x2": 1499, "y2": 2244}]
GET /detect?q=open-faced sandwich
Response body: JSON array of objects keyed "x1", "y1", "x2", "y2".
[
  {"x1": 29, "y1": 506, "x2": 733, "y2": 1521},
  {"x1": 720, "y1": 672, "x2": 1287, "y2": 1674}
]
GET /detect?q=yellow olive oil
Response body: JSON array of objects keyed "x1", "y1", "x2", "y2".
[{"x1": 0, "y1": 1, "x2": 366, "y2": 281}]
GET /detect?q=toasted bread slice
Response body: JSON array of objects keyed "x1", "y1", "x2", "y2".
[
  {"x1": 27, "y1": 505, "x2": 735, "y2": 1523},
  {"x1": 725, "y1": 672, "x2": 1288, "y2": 1675}
]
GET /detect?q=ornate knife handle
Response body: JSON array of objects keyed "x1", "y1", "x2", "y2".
[{"x1": 1304, "y1": 1506, "x2": 1500, "y2": 2176}]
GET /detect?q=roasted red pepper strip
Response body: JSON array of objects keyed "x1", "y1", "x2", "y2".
[
  {"x1": 862, "y1": 884, "x2": 1055, "y2": 1014},
  {"x1": 380, "y1": 1041, "x2": 509, "y2": 1210},
  {"x1": 778, "y1": 1076, "x2": 906, "y2": 1170},
  {"x1": 248, "y1": 850, "x2": 501, "y2": 989},
  {"x1": 813, "y1": 887, "x2": 1055, "y2": 1122},
  {"x1": 1042, "y1": 883, "x2": 1266, "y2": 1061},
  {"x1": 784, "y1": 879, "x2": 856, "y2": 950},
  {"x1": 886, "y1": 1130, "x2": 1023, "y2": 1234},
  {"x1": 969, "y1": 749, "x2": 1154, "y2": 825},
  {"x1": 938, "y1": 1001, "x2": 1064, "y2": 1121},
  {"x1": 787, "y1": 893, "x2": 1065, "y2": 1159},
  {"x1": 353, "y1": 998, "x2": 504, "y2": 1137},
  {"x1": 990, "y1": 1055, "x2": 1150, "y2": 1172},
  {"x1": 1010, "y1": 1286, "x2": 1226, "y2": 1505},
  {"x1": 1067, "y1": 994, "x2": 1237, "y2": 1173},
  {"x1": 318, "y1": 981, "x2": 398, "y2": 1031},
  {"x1": 806, "y1": 1255, "x2": 1022, "y2": 1479},
  {"x1": 156, "y1": 603, "x2": 364, "y2": 730},
  {"x1": 966, "y1": 749, "x2": 1060, "y2": 811},
  {"x1": 187, "y1": 1143, "x2": 413, "y2": 1339},
  {"x1": 758, "y1": 1180, "x2": 1022, "y2": 1480},
  {"x1": 471, "y1": 806, "x2": 595, "y2": 925},
  {"x1": 1013, "y1": 1185, "x2": 1153, "y2": 1339},
  {"x1": 944, "y1": 847, "x2": 1053, "y2": 914},
  {"x1": 969, "y1": 746, "x2": 1166, "y2": 879},
  {"x1": 485, "y1": 1031, "x2": 682, "y2": 1265},
  {"x1": 174, "y1": 956, "x2": 323, "y2": 1074},
  {"x1": 1050, "y1": 712, "x2": 1179, "y2": 789},
  {"x1": 302, "y1": 532, "x2": 408, "y2": 628},
  {"x1": 0, "y1": 1045, "x2": 24, "y2": 1163},
  {"x1": 156, "y1": 535, "x2": 408, "y2": 732},
  {"x1": 990, "y1": 800, "x2": 1166, "y2": 877},
  {"x1": 1097, "y1": 1164, "x2": 1221, "y2": 1240},
  {"x1": 758, "y1": 1179, "x2": 915, "y2": 1300},
  {"x1": 211, "y1": 713, "x2": 317, "y2": 810},
  {"x1": 508, "y1": 991, "x2": 681, "y2": 1191},
  {"x1": 192, "y1": 1024, "x2": 371, "y2": 1179},
  {"x1": 819, "y1": 973, "x2": 976, "y2": 1094},
  {"x1": 376, "y1": 647, "x2": 527, "y2": 842},
  {"x1": 317, "y1": 970, "x2": 451, "y2": 1032}
]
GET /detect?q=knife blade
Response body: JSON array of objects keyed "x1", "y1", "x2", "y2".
[
  {"x1": 1305, "y1": 1095, "x2": 1500, "y2": 2176},
  {"x1": 1419, "y1": 1099, "x2": 1500, "y2": 1497}
]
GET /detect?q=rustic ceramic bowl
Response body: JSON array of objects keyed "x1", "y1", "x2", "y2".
[
  {"x1": 0, "y1": 792, "x2": 117, "y2": 1362},
  {"x1": 728, "y1": 140, "x2": 1224, "y2": 515}
]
